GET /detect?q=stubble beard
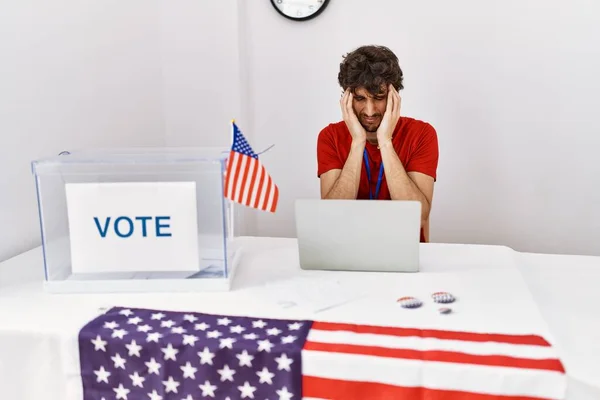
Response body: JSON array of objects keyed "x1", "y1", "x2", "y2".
[{"x1": 361, "y1": 121, "x2": 380, "y2": 133}]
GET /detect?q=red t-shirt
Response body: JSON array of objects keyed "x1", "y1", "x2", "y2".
[{"x1": 316, "y1": 116, "x2": 439, "y2": 241}]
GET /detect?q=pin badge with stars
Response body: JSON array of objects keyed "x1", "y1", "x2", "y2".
[
  {"x1": 397, "y1": 296, "x2": 423, "y2": 309},
  {"x1": 432, "y1": 292, "x2": 456, "y2": 304}
]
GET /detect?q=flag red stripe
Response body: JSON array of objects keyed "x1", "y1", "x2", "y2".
[
  {"x1": 303, "y1": 376, "x2": 547, "y2": 400},
  {"x1": 230, "y1": 153, "x2": 243, "y2": 201},
  {"x1": 224, "y1": 150, "x2": 236, "y2": 195},
  {"x1": 244, "y1": 160, "x2": 259, "y2": 206},
  {"x1": 261, "y1": 176, "x2": 272, "y2": 210},
  {"x1": 270, "y1": 185, "x2": 279, "y2": 212},
  {"x1": 253, "y1": 169, "x2": 265, "y2": 209},
  {"x1": 311, "y1": 321, "x2": 551, "y2": 347},
  {"x1": 304, "y1": 341, "x2": 565, "y2": 372},
  {"x1": 252, "y1": 167, "x2": 264, "y2": 207},
  {"x1": 237, "y1": 156, "x2": 252, "y2": 202}
]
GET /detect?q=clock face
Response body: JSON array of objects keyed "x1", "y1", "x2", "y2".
[{"x1": 270, "y1": 0, "x2": 330, "y2": 21}]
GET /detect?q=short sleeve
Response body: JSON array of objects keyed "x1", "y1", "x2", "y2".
[
  {"x1": 405, "y1": 123, "x2": 439, "y2": 181},
  {"x1": 316, "y1": 125, "x2": 343, "y2": 177}
]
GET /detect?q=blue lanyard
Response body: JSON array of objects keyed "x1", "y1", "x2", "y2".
[{"x1": 363, "y1": 149, "x2": 384, "y2": 200}]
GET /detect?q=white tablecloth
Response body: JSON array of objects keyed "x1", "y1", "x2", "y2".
[{"x1": 0, "y1": 237, "x2": 599, "y2": 399}]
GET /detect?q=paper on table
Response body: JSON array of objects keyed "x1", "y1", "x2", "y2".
[{"x1": 260, "y1": 276, "x2": 371, "y2": 313}]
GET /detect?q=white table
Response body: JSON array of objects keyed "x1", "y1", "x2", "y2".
[
  {"x1": 515, "y1": 251, "x2": 600, "y2": 398},
  {"x1": 0, "y1": 237, "x2": 599, "y2": 399}
]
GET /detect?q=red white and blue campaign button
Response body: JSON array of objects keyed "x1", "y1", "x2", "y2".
[
  {"x1": 397, "y1": 296, "x2": 422, "y2": 309},
  {"x1": 432, "y1": 292, "x2": 455, "y2": 304}
]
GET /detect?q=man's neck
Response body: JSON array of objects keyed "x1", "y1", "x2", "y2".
[{"x1": 366, "y1": 133, "x2": 378, "y2": 145}]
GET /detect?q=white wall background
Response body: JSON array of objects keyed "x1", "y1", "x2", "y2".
[
  {"x1": 1, "y1": 0, "x2": 599, "y2": 261},
  {"x1": 0, "y1": 0, "x2": 165, "y2": 263},
  {"x1": 159, "y1": 0, "x2": 242, "y2": 148}
]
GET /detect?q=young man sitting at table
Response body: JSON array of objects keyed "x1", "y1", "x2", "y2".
[{"x1": 316, "y1": 45, "x2": 439, "y2": 242}]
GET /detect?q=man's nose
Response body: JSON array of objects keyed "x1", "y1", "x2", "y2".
[{"x1": 365, "y1": 100, "x2": 375, "y2": 116}]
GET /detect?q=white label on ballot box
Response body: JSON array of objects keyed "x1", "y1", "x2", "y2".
[{"x1": 65, "y1": 182, "x2": 200, "y2": 274}]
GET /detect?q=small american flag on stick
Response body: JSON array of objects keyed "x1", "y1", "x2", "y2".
[{"x1": 224, "y1": 120, "x2": 279, "y2": 213}]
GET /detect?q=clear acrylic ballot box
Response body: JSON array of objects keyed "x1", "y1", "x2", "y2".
[{"x1": 31, "y1": 147, "x2": 242, "y2": 293}]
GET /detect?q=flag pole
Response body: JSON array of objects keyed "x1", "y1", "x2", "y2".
[{"x1": 228, "y1": 119, "x2": 235, "y2": 240}]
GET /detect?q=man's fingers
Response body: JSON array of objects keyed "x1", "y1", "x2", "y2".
[
  {"x1": 388, "y1": 85, "x2": 399, "y2": 118},
  {"x1": 394, "y1": 90, "x2": 402, "y2": 118},
  {"x1": 340, "y1": 89, "x2": 349, "y2": 118},
  {"x1": 346, "y1": 91, "x2": 355, "y2": 119},
  {"x1": 386, "y1": 86, "x2": 394, "y2": 116}
]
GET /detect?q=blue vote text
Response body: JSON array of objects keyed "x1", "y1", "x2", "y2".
[{"x1": 93, "y1": 216, "x2": 172, "y2": 238}]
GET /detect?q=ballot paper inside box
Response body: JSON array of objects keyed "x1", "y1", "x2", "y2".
[{"x1": 31, "y1": 147, "x2": 242, "y2": 293}]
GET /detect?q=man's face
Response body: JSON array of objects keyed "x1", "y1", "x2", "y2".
[{"x1": 352, "y1": 86, "x2": 389, "y2": 132}]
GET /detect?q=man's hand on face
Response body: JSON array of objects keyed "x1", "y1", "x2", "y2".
[
  {"x1": 376, "y1": 84, "x2": 401, "y2": 146},
  {"x1": 341, "y1": 88, "x2": 367, "y2": 145}
]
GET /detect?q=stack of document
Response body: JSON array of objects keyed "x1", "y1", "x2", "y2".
[{"x1": 260, "y1": 275, "x2": 372, "y2": 313}]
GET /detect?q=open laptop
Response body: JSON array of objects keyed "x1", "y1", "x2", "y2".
[{"x1": 294, "y1": 199, "x2": 421, "y2": 273}]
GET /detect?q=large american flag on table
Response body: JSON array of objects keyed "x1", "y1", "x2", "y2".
[
  {"x1": 224, "y1": 121, "x2": 279, "y2": 213},
  {"x1": 78, "y1": 307, "x2": 566, "y2": 400}
]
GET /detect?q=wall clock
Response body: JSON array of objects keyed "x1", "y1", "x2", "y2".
[{"x1": 270, "y1": 0, "x2": 330, "y2": 21}]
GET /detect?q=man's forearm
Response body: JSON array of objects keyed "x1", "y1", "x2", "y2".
[
  {"x1": 324, "y1": 140, "x2": 365, "y2": 199},
  {"x1": 379, "y1": 141, "x2": 431, "y2": 222}
]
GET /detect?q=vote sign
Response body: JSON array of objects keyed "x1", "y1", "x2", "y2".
[{"x1": 65, "y1": 182, "x2": 200, "y2": 274}]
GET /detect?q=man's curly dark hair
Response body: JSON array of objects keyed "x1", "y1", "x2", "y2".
[{"x1": 337, "y1": 45, "x2": 404, "y2": 95}]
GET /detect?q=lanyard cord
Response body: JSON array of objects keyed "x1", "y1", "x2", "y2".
[{"x1": 363, "y1": 149, "x2": 384, "y2": 200}]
